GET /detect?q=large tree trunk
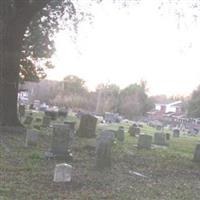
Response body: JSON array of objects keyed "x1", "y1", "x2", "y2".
[
  {"x1": 1, "y1": 23, "x2": 26, "y2": 127},
  {"x1": 0, "y1": 0, "x2": 49, "y2": 129}
]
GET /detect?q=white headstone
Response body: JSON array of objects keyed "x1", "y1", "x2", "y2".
[{"x1": 53, "y1": 163, "x2": 72, "y2": 182}]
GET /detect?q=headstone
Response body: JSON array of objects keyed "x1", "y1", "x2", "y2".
[
  {"x1": 45, "y1": 110, "x2": 58, "y2": 120},
  {"x1": 35, "y1": 117, "x2": 42, "y2": 123},
  {"x1": 25, "y1": 130, "x2": 38, "y2": 147},
  {"x1": 29, "y1": 104, "x2": 34, "y2": 110},
  {"x1": 129, "y1": 125, "x2": 140, "y2": 137},
  {"x1": 138, "y1": 124, "x2": 143, "y2": 128},
  {"x1": 64, "y1": 121, "x2": 76, "y2": 137},
  {"x1": 156, "y1": 125, "x2": 162, "y2": 130},
  {"x1": 53, "y1": 163, "x2": 72, "y2": 182},
  {"x1": 42, "y1": 116, "x2": 51, "y2": 128},
  {"x1": 100, "y1": 130, "x2": 116, "y2": 144},
  {"x1": 34, "y1": 125, "x2": 41, "y2": 130},
  {"x1": 23, "y1": 116, "x2": 33, "y2": 125},
  {"x1": 166, "y1": 133, "x2": 170, "y2": 140},
  {"x1": 116, "y1": 126, "x2": 125, "y2": 142},
  {"x1": 137, "y1": 134, "x2": 152, "y2": 149},
  {"x1": 173, "y1": 129, "x2": 180, "y2": 137},
  {"x1": 19, "y1": 104, "x2": 25, "y2": 118},
  {"x1": 96, "y1": 131, "x2": 113, "y2": 170},
  {"x1": 51, "y1": 124, "x2": 73, "y2": 159},
  {"x1": 154, "y1": 132, "x2": 167, "y2": 146},
  {"x1": 193, "y1": 144, "x2": 200, "y2": 162},
  {"x1": 64, "y1": 121, "x2": 76, "y2": 131},
  {"x1": 58, "y1": 109, "x2": 68, "y2": 118},
  {"x1": 77, "y1": 114, "x2": 97, "y2": 138}
]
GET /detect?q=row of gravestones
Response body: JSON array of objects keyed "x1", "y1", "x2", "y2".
[
  {"x1": 128, "y1": 123, "x2": 180, "y2": 138},
  {"x1": 24, "y1": 115, "x2": 51, "y2": 128},
  {"x1": 25, "y1": 114, "x2": 200, "y2": 183},
  {"x1": 137, "y1": 133, "x2": 200, "y2": 164},
  {"x1": 137, "y1": 133, "x2": 168, "y2": 149},
  {"x1": 25, "y1": 113, "x2": 126, "y2": 182},
  {"x1": 22, "y1": 108, "x2": 68, "y2": 127}
]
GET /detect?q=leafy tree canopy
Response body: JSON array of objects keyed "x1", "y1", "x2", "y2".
[
  {"x1": 63, "y1": 75, "x2": 88, "y2": 95},
  {"x1": 187, "y1": 85, "x2": 200, "y2": 118}
]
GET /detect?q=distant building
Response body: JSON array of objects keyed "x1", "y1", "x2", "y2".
[
  {"x1": 147, "y1": 100, "x2": 183, "y2": 122},
  {"x1": 155, "y1": 100, "x2": 182, "y2": 114}
]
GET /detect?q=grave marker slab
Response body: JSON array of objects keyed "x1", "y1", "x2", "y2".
[
  {"x1": 96, "y1": 130, "x2": 113, "y2": 170},
  {"x1": 116, "y1": 126, "x2": 125, "y2": 142},
  {"x1": 193, "y1": 144, "x2": 200, "y2": 162},
  {"x1": 154, "y1": 132, "x2": 167, "y2": 146},
  {"x1": 24, "y1": 116, "x2": 33, "y2": 125},
  {"x1": 19, "y1": 104, "x2": 25, "y2": 118},
  {"x1": 42, "y1": 116, "x2": 51, "y2": 128},
  {"x1": 137, "y1": 134, "x2": 152, "y2": 149},
  {"x1": 35, "y1": 117, "x2": 42, "y2": 123},
  {"x1": 25, "y1": 130, "x2": 38, "y2": 147},
  {"x1": 64, "y1": 121, "x2": 76, "y2": 131},
  {"x1": 51, "y1": 124, "x2": 73, "y2": 159},
  {"x1": 173, "y1": 129, "x2": 180, "y2": 137},
  {"x1": 53, "y1": 163, "x2": 72, "y2": 182},
  {"x1": 78, "y1": 114, "x2": 97, "y2": 138},
  {"x1": 166, "y1": 133, "x2": 170, "y2": 140},
  {"x1": 129, "y1": 125, "x2": 140, "y2": 137}
]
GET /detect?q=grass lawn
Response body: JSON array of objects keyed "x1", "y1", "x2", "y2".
[{"x1": 1, "y1": 112, "x2": 200, "y2": 199}]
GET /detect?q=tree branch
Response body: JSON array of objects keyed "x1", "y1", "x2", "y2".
[{"x1": 15, "y1": 0, "x2": 51, "y2": 23}]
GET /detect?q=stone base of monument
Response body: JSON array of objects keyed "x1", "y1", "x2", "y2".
[
  {"x1": 53, "y1": 163, "x2": 72, "y2": 182},
  {"x1": 46, "y1": 150, "x2": 73, "y2": 162}
]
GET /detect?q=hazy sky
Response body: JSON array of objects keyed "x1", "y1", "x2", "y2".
[{"x1": 46, "y1": 0, "x2": 200, "y2": 96}]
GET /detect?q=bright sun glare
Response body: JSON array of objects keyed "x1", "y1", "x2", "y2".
[{"x1": 46, "y1": 0, "x2": 200, "y2": 96}]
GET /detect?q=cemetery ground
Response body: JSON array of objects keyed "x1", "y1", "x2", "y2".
[{"x1": 1, "y1": 112, "x2": 200, "y2": 199}]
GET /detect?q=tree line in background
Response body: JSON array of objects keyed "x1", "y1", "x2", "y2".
[
  {"x1": 24, "y1": 75, "x2": 200, "y2": 119},
  {"x1": 24, "y1": 75, "x2": 154, "y2": 120}
]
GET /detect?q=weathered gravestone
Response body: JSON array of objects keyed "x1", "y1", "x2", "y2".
[
  {"x1": 154, "y1": 132, "x2": 167, "y2": 146},
  {"x1": 18, "y1": 104, "x2": 25, "y2": 118},
  {"x1": 77, "y1": 114, "x2": 97, "y2": 138},
  {"x1": 173, "y1": 128, "x2": 180, "y2": 137},
  {"x1": 53, "y1": 163, "x2": 72, "y2": 182},
  {"x1": 64, "y1": 121, "x2": 76, "y2": 131},
  {"x1": 33, "y1": 125, "x2": 41, "y2": 130},
  {"x1": 96, "y1": 130, "x2": 114, "y2": 170},
  {"x1": 23, "y1": 115, "x2": 33, "y2": 125},
  {"x1": 42, "y1": 116, "x2": 51, "y2": 128},
  {"x1": 100, "y1": 130, "x2": 116, "y2": 144},
  {"x1": 193, "y1": 144, "x2": 200, "y2": 162},
  {"x1": 116, "y1": 126, "x2": 125, "y2": 142},
  {"x1": 166, "y1": 133, "x2": 170, "y2": 140},
  {"x1": 25, "y1": 129, "x2": 38, "y2": 147},
  {"x1": 58, "y1": 109, "x2": 68, "y2": 118},
  {"x1": 137, "y1": 134, "x2": 152, "y2": 149},
  {"x1": 129, "y1": 125, "x2": 140, "y2": 137},
  {"x1": 156, "y1": 125, "x2": 162, "y2": 131},
  {"x1": 64, "y1": 121, "x2": 76, "y2": 137},
  {"x1": 35, "y1": 117, "x2": 42, "y2": 123},
  {"x1": 45, "y1": 110, "x2": 58, "y2": 120},
  {"x1": 51, "y1": 124, "x2": 73, "y2": 160}
]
